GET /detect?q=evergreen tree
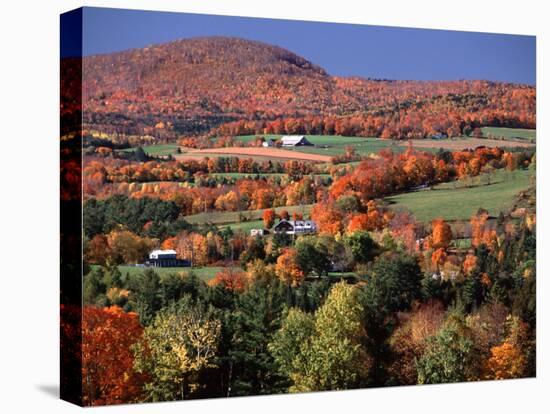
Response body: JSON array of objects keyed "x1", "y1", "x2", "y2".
[{"x1": 129, "y1": 269, "x2": 162, "y2": 325}]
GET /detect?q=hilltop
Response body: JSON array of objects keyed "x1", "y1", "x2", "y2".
[{"x1": 71, "y1": 36, "x2": 535, "y2": 137}]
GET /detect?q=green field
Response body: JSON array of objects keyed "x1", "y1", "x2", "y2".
[
  {"x1": 115, "y1": 128, "x2": 535, "y2": 160},
  {"x1": 119, "y1": 143, "x2": 180, "y2": 156},
  {"x1": 234, "y1": 134, "x2": 403, "y2": 156},
  {"x1": 89, "y1": 265, "x2": 231, "y2": 281},
  {"x1": 481, "y1": 127, "x2": 536, "y2": 141},
  {"x1": 185, "y1": 204, "x2": 314, "y2": 228},
  {"x1": 234, "y1": 134, "x2": 509, "y2": 156},
  {"x1": 221, "y1": 219, "x2": 265, "y2": 232},
  {"x1": 385, "y1": 168, "x2": 533, "y2": 222}
]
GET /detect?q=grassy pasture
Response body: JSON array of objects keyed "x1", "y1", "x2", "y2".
[
  {"x1": 178, "y1": 152, "x2": 288, "y2": 163},
  {"x1": 235, "y1": 132, "x2": 535, "y2": 157},
  {"x1": 234, "y1": 133, "x2": 531, "y2": 157},
  {"x1": 114, "y1": 128, "x2": 535, "y2": 161},
  {"x1": 481, "y1": 127, "x2": 536, "y2": 141},
  {"x1": 385, "y1": 168, "x2": 533, "y2": 222},
  {"x1": 89, "y1": 265, "x2": 231, "y2": 281},
  {"x1": 402, "y1": 136, "x2": 534, "y2": 152},
  {"x1": 119, "y1": 143, "x2": 180, "y2": 156},
  {"x1": 234, "y1": 134, "x2": 368, "y2": 146},
  {"x1": 235, "y1": 134, "x2": 402, "y2": 156},
  {"x1": 185, "y1": 204, "x2": 315, "y2": 228},
  {"x1": 221, "y1": 219, "x2": 265, "y2": 232},
  {"x1": 233, "y1": 134, "x2": 282, "y2": 143}
]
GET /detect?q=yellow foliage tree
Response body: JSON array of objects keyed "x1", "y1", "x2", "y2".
[
  {"x1": 133, "y1": 299, "x2": 221, "y2": 401},
  {"x1": 214, "y1": 191, "x2": 239, "y2": 211},
  {"x1": 176, "y1": 233, "x2": 208, "y2": 266},
  {"x1": 484, "y1": 342, "x2": 525, "y2": 379}
]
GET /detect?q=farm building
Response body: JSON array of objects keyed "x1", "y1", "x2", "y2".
[
  {"x1": 147, "y1": 249, "x2": 191, "y2": 268},
  {"x1": 250, "y1": 228, "x2": 270, "y2": 237},
  {"x1": 280, "y1": 135, "x2": 313, "y2": 147},
  {"x1": 272, "y1": 219, "x2": 317, "y2": 235}
]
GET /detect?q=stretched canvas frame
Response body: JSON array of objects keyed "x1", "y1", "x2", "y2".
[{"x1": 60, "y1": 7, "x2": 536, "y2": 407}]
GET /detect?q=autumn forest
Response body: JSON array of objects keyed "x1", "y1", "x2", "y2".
[{"x1": 61, "y1": 30, "x2": 536, "y2": 406}]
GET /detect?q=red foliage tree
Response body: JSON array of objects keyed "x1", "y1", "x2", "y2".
[
  {"x1": 262, "y1": 209, "x2": 276, "y2": 229},
  {"x1": 82, "y1": 306, "x2": 146, "y2": 406},
  {"x1": 209, "y1": 268, "x2": 248, "y2": 292}
]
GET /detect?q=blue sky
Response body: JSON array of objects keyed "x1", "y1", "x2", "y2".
[{"x1": 61, "y1": 7, "x2": 536, "y2": 85}]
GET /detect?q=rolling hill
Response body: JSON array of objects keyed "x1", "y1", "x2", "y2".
[{"x1": 71, "y1": 36, "x2": 535, "y2": 138}]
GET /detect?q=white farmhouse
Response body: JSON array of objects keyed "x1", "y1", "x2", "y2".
[{"x1": 272, "y1": 219, "x2": 317, "y2": 235}]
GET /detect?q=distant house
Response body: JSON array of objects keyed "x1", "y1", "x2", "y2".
[
  {"x1": 280, "y1": 135, "x2": 313, "y2": 147},
  {"x1": 147, "y1": 249, "x2": 191, "y2": 268},
  {"x1": 250, "y1": 228, "x2": 270, "y2": 237},
  {"x1": 272, "y1": 219, "x2": 317, "y2": 235},
  {"x1": 411, "y1": 183, "x2": 430, "y2": 191},
  {"x1": 262, "y1": 139, "x2": 277, "y2": 147}
]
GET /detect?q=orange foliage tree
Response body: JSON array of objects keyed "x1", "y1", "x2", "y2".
[
  {"x1": 82, "y1": 306, "x2": 146, "y2": 406},
  {"x1": 275, "y1": 248, "x2": 305, "y2": 286},
  {"x1": 462, "y1": 253, "x2": 478, "y2": 276},
  {"x1": 311, "y1": 202, "x2": 344, "y2": 235},
  {"x1": 161, "y1": 236, "x2": 177, "y2": 251},
  {"x1": 484, "y1": 342, "x2": 525, "y2": 379},
  {"x1": 431, "y1": 248, "x2": 447, "y2": 272},
  {"x1": 209, "y1": 268, "x2": 248, "y2": 292},
  {"x1": 346, "y1": 200, "x2": 393, "y2": 233},
  {"x1": 471, "y1": 211, "x2": 497, "y2": 248},
  {"x1": 263, "y1": 209, "x2": 276, "y2": 229},
  {"x1": 480, "y1": 314, "x2": 532, "y2": 380},
  {"x1": 431, "y1": 219, "x2": 453, "y2": 249}
]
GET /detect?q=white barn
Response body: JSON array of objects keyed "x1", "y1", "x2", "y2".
[
  {"x1": 280, "y1": 135, "x2": 313, "y2": 147},
  {"x1": 149, "y1": 249, "x2": 177, "y2": 260},
  {"x1": 147, "y1": 249, "x2": 191, "y2": 268}
]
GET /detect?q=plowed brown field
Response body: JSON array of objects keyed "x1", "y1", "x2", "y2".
[{"x1": 175, "y1": 147, "x2": 332, "y2": 162}]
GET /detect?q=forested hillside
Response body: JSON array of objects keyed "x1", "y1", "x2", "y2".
[{"x1": 70, "y1": 37, "x2": 535, "y2": 139}]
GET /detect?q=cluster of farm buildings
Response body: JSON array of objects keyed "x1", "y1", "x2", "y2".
[
  {"x1": 146, "y1": 218, "x2": 318, "y2": 268},
  {"x1": 251, "y1": 219, "x2": 317, "y2": 237}
]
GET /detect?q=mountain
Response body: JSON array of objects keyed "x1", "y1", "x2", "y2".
[
  {"x1": 81, "y1": 37, "x2": 340, "y2": 131},
  {"x1": 71, "y1": 36, "x2": 535, "y2": 137}
]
